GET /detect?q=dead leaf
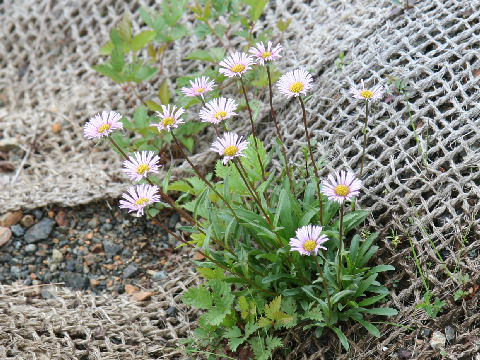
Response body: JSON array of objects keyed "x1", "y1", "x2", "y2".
[
  {"x1": 131, "y1": 291, "x2": 155, "y2": 302},
  {"x1": 125, "y1": 284, "x2": 139, "y2": 294}
]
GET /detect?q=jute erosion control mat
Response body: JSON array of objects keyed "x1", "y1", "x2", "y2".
[{"x1": 1, "y1": 0, "x2": 480, "y2": 358}]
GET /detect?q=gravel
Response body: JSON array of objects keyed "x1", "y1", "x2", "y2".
[{"x1": 0, "y1": 202, "x2": 185, "y2": 294}]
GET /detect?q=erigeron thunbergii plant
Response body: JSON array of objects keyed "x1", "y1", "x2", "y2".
[{"x1": 84, "y1": 40, "x2": 397, "y2": 359}]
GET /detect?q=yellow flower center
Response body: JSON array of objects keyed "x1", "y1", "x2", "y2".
[
  {"x1": 136, "y1": 164, "x2": 150, "y2": 175},
  {"x1": 162, "y1": 117, "x2": 175, "y2": 127},
  {"x1": 261, "y1": 51, "x2": 272, "y2": 59},
  {"x1": 360, "y1": 90, "x2": 373, "y2": 99},
  {"x1": 303, "y1": 240, "x2": 317, "y2": 252},
  {"x1": 197, "y1": 88, "x2": 205, "y2": 93},
  {"x1": 135, "y1": 197, "x2": 149, "y2": 206},
  {"x1": 231, "y1": 64, "x2": 245, "y2": 73},
  {"x1": 97, "y1": 124, "x2": 111, "y2": 133},
  {"x1": 334, "y1": 184, "x2": 350, "y2": 196},
  {"x1": 214, "y1": 111, "x2": 227, "y2": 120},
  {"x1": 289, "y1": 82, "x2": 304, "y2": 93},
  {"x1": 223, "y1": 145, "x2": 238, "y2": 157}
]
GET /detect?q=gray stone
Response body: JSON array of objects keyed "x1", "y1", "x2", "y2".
[
  {"x1": 51, "y1": 249, "x2": 64, "y2": 263},
  {"x1": 445, "y1": 326, "x2": 455, "y2": 342},
  {"x1": 41, "y1": 288, "x2": 55, "y2": 300},
  {"x1": 101, "y1": 223, "x2": 113, "y2": 231},
  {"x1": 123, "y1": 263, "x2": 139, "y2": 279},
  {"x1": 10, "y1": 265, "x2": 21, "y2": 277},
  {"x1": 430, "y1": 331, "x2": 446, "y2": 350},
  {"x1": 88, "y1": 215, "x2": 100, "y2": 228},
  {"x1": 25, "y1": 244, "x2": 37, "y2": 253},
  {"x1": 10, "y1": 224, "x2": 25, "y2": 237},
  {"x1": 166, "y1": 306, "x2": 177, "y2": 317},
  {"x1": 32, "y1": 210, "x2": 43, "y2": 220},
  {"x1": 421, "y1": 328, "x2": 432, "y2": 337},
  {"x1": 103, "y1": 241, "x2": 121, "y2": 258},
  {"x1": 153, "y1": 270, "x2": 167, "y2": 281},
  {"x1": 24, "y1": 218, "x2": 55, "y2": 243},
  {"x1": 64, "y1": 272, "x2": 89, "y2": 290}
]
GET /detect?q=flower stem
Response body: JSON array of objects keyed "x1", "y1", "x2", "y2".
[
  {"x1": 337, "y1": 203, "x2": 345, "y2": 289},
  {"x1": 171, "y1": 133, "x2": 240, "y2": 224},
  {"x1": 234, "y1": 159, "x2": 271, "y2": 227},
  {"x1": 314, "y1": 255, "x2": 332, "y2": 325},
  {"x1": 240, "y1": 76, "x2": 266, "y2": 181},
  {"x1": 359, "y1": 100, "x2": 369, "y2": 178},
  {"x1": 267, "y1": 64, "x2": 294, "y2": 194},
  {"x1": 299, "y1": 97, "x2": 323, "y2": 225},
  {"x1": 107, "y1": 136, "x2": 197, "y2": 227}
]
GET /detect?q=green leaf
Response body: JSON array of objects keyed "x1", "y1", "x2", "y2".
[
  {"x1": 244, "y1": 321, "x2": 258, "y2": 337},
  {"x1": 277, "y1": 19, "x2": 292, "y2": 32},
  {"x1": 117, "y1": 13, "x2": 132, "y2": 41},
  {"x1": 111, "y1": 46, "x2": 124, "y2": 72},
  {"x1": 131, "y1": 30, "x2": 156, "y2": 52},
  {"x1": 145, "y1": 100, "x2": 163, "y2": 112},
  {"x1": 330, "y1": 290, "x2": 355, "y2": 305},
  {"x1": 194, "y1": 23, "x2": 210, "y2": 39},
  {"x1": 158, "y1": 79, "x2": 170, "y2": 105},
  {"x1": 99, "y1": 41, "x2": 114, "y2": 55},
  {"x1": 209, "y1": 47, "x2": 226, "y2": 62},
  {"x1": 131, "y1": 65, "x2": 158, "y2": 82},
  {"x1": 91, "y1": 64, "x2": 123, "y2": 83},
  {"x1": 331, "y1": 326, "x2": 350, "y2": 350},
  {"x1": 334, "y1": 210, "x2": 369, "y2": 234},
  {"x1": 187, "y1": 49, "x2": 214, "y2": 62},
  {"x1": 357, "y1": 319, "x2": 380, "y2": 337},
  {"x1": 258, "y1": 317, "x2": 273, "y2": 328},
  {"x1": 242, "y1": 0, "x2": 269, "y2": 22},
  {"x1": 355, "y1": 274, "x2": 378, "y2": 297},
  {"x1": 133, "y1": 106, "x2": 149, "y2": 128},
  {"x1": 182, "y1": 287, "x2": 212, "y2": 309},
  {"x1": 363, "y1": 307, "x2": 398, "y2": 316},
  {"x1": 366, "y1": 264, "x2": 395, "y2": 276},
  {"x1": 358, "y1": 293, "x2": 388, "y2": 307},
  {"x1": 204, "y1": 307, "x2": 228, "y2": 326}
]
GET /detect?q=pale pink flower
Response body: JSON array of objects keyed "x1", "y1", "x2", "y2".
[
  {"x1": 119, "y1": 184, "x2": 161, "y2": 217},
  {"x1": 350, "y1": 80, "x2": 384, "y2": 101},
  {"x1": 322, "y1": 170, "x2": 362, "y2": 204},
  {"x1": 219, "y1": 52, "x2": 255, "y2": 78},
  {"x1": 84, "y1": 111, "x2": 123, "y2": 139},
  {"x1": 211, "y1": 132, "x2": 249, "y2": 164},
  {"x1": 151, "y1": 105, "x2": 185, "y2": 132},
  {"x1": 122, "y1": 151, "x2": 161, "y2": 182},
  {"x1": 249, "y1": 41, "x2": 282, "y2": 66},
  {"x1": 276, "y1": 69, "x2": 313, "y2": 98},
  {"x1": 180, "y1": 76, "x2": 215, "y2": 99},
  {"x1": 199, "y1": 97, "x2": 238, "y2": 124},
  {"x1": 289, "y1": 225, "x2": 328, "y2": 256}
]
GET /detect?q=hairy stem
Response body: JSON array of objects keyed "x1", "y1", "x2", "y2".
[
  {"x1": 337, "y1": 203, "x2": 345, "y2": 289},
  {"x1": 359, "y1": 100, "x2": 369, "y2": 178},
  {"x1": 240, "y1": 76, "x2": 266, "y2": 181},
  {"x1": 315, "y1": 255, "x2": 332, "y2": 324},
  {"x1": 299, "y1": 97, "x2": 323, "y2": 225},
  {"x1": 267, "y1": 64, "x2": 294, "y2": 194}
]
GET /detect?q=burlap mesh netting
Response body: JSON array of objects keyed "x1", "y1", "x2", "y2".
[{"x1": 1, "y1": 0, "x2": 480, "y2": 358}]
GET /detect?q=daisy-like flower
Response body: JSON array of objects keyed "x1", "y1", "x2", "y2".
[
  {"x1": 122, "y1": 151, "x2": 161, "y2": 182},
  {"x1": 180, "y1": 76, "x2": 215, "y2": 99},
  {"x1": 84, "y1": 111, "x2": 123, "y2": 139},
  {"x1": 249, "y1": 41, "x2": 282, "y2": 66},
  {"x1": 219, "y1": 52, "x2": 255, "y2": 78},
  {"x1": 322, "y1": 170, "x2": 362, "y2": 204},
  {"x1": 119, "y1": 184, "x2": 161, "y2": 217},
  {"x1": 350, "y1": 80, "x2": 384, "y2": 101},
  {"x1": 289, "y1": 225, "x2": 328, "y2": 256},
  {"x1": 199, "y1": 97, "x2": 238, "y2": 124},
  {"x1": 151, "y1": 104, "x2": 185, "y2": 132},
  {"x1": 211, "y1": 132, "x2": 249, "y2": 164},
  {"x1": 276, "y1": 68, "x2": 313, "y2": 98}
]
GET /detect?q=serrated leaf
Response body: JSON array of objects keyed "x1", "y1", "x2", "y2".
[
  {"x1": 204, "y1": 307, "x2": 228, "y2": 326},
  {"x1": 244, "y1": 321, "x2": 258, "y2": 337},
  {"x1": 264, "y1": 296, "x2": 282, "y2": 319},
  {"x1": 242, "y1": 0, "x2": 268, "y2": 22},
  {"x1": 131, "y1": 30, "x2": 156, "y2": 52},
  {"x1": 258, "y1": 317, "x2": 273, "y2": 328},
  {"x1": 277, "y1": 18, "x2": 292, "y2": 32},
  {"x1": 117, "y1": 13, "x2": 132, "y2": 41},
  {"x1": 182, "y1": 287, "x2": 212, "y2": 309},
  {"x1": 99, "y1": 41, "x2": 114, "y2": 55}
]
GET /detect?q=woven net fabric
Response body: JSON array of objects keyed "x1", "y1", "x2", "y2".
[
  {"x1": 1, "y1": 0, "x2": 480, "y2": 358},
  {"x1": 0, "y1": 259, "x2": 200, "y2": 360}
]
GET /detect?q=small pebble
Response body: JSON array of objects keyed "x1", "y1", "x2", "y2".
[
  {"x1": 123, "y1": 264, "x2": 139, "y2": 279},
  {"x1": 20, "y1": 214, "x2": 35, "y2": 228},
  {"x1": 153, "y1": 270, "x2": 167, "y2": 281},
  {"x1": 445, "y1": 326, "x2": 455, "y2": 342},
  {"x1": 10, "y1": 224, "x2": 25, "y2": 237},
  {"x1": 51, "y1": 249, "x2": 64, "y2": 263},
  {"x1": 25, "y1": 244, "x2": 37, "y2": 253},
  {"x1": 430, "y1": 331, "x2": 446, "y2": 350},
  {"x1": 0, "y1": 227, "x2": 12, "y2": 247}
]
